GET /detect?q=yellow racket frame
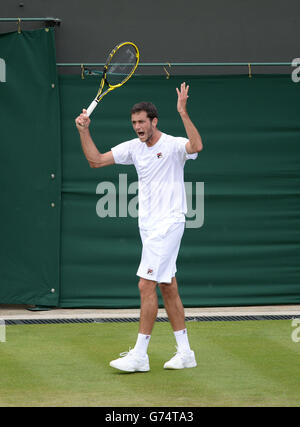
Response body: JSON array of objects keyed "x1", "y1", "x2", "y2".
[{"x1": 86, "y1": 41, "x2": 139, "y2": 116}]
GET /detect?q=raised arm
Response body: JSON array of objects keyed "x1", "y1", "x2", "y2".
[
  {"x1": 176, "y1": 82, "x2": 203, "y2": 154},
  {"x1": 75, "y1": 109, "x2": 115, "y2": 168}
]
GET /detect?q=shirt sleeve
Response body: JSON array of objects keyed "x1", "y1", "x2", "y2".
[
  {"x1": 111, "y1": 140, "x2": 134, "y2": 165},
  {"x1": 174, "y1": 137, "x2": 198, "y2": 161}
]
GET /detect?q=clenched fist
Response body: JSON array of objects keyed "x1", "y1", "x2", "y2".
[{"x1": 75, "y1": 109, "x2": 91, "y2": 132}]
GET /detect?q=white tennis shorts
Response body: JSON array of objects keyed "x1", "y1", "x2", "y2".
[{"x1": 136, "y1": 222, "x2": 185, "y2": 284}]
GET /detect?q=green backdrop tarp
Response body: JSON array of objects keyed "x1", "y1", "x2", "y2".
[
  {"x1": 59, "y1": 73, "x2": 300, "y2": 307},
  {"x1": 0, "y1": 29, "x2": 61, "y2": 306},
  {"x1": 0, "y1": 29, "x2": 299, "y2": 308}
]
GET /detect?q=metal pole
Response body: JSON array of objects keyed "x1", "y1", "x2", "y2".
[{"x1": 56, "y1": 62, "x2": 291, "y2": 67}]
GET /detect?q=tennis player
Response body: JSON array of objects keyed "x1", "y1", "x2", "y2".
[{"x1": 75, "y1": 82, "x2": 203, "y2": 372}]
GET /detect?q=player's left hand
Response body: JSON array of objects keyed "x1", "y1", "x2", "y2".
[{"x1": 176, "y1": 82, "x2": 189, "y2": 114}]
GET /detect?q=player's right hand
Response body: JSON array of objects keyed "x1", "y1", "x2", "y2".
[{"x1": 75, "y1": 109, "x2": 91, "y2": 131}]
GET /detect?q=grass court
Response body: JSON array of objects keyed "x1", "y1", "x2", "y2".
[{"x1": 0, "y1": 319, "x2": 299, "y2": 407}]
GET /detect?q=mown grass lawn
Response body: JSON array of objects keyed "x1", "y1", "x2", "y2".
[{"x1": 0, "y1": 320, "x2": 299, "y2": 407}]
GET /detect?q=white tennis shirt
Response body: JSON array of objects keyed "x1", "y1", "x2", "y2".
[{"x1": 111, "y1": 133, "x2": 197, "y2": 231}]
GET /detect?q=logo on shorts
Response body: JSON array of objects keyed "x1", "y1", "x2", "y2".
[
  {"x1": 156, "y1": 152, "x2": 163, "y2": 159},
  {"x1": 147, "y1": 268, "x2": 154, "y2": 275}
]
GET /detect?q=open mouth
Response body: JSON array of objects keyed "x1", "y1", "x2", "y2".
[{"x1": 137, "y1": 131, "x2": 145, "y2": 138}]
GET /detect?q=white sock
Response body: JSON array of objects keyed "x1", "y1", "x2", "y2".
[
  {"x1": 174, "y1": 328, "x2": 191, "y2": 352},
  {"x1": 133, "y1": 333, "x2": 151, "y2": 356}
]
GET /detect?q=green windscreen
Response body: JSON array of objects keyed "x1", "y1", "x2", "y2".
[
  {"x1": 0, "y1": 29, "x2": 299, "y2": 308},
  {"x1": 0, "y1": 29, "x2": 61, "y2": 306},
  {"x1": 59, "y1": 73, "x2": 300, "y2": 307}
]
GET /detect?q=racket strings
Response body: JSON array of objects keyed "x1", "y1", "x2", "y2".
[
  {"x1": 107, "y1": 45, "x2": 138, "y2": 86},
  {"x1": 85, "y1": 41, "x2": 139, "y2": 114}
]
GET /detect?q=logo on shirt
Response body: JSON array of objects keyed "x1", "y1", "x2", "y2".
[
  {"x1": 147, "y1": 268, "x2": 154, "y2": 275},
  {"x1": 156, "y1": 152, "x2": 163, "y2": 159}
]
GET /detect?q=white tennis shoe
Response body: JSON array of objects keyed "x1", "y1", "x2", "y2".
[
  {"x1": 164, "y1": 347, "x2": 197, "y2": 369},
  {"x1": 109, "y1": 349, "x2": 150, "y2": 372}
]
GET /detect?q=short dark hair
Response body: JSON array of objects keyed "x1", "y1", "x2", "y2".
[{"x1": 131, "y1": 102, "x2": 158, "y2": 120}]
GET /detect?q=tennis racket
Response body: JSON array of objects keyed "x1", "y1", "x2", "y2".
[{"x1": 86, "y1": 41, "x2": 139, "y2": 117}]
